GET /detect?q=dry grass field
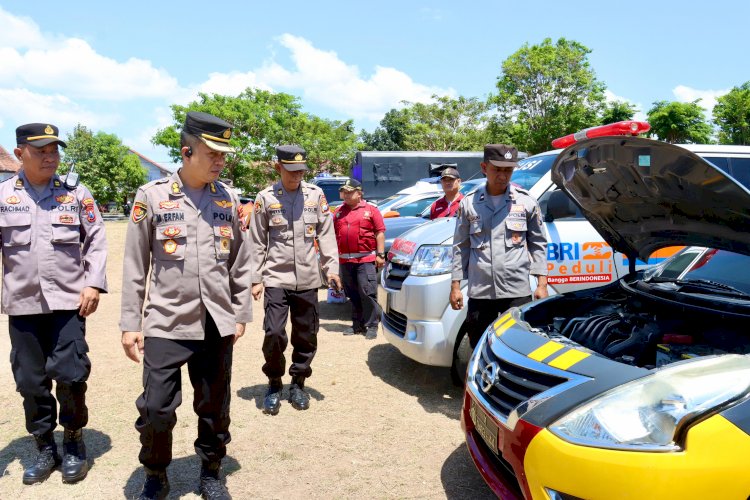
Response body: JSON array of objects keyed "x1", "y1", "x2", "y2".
[{"x1": 0, "y1": 220, "x2": 494, "y2": 499}]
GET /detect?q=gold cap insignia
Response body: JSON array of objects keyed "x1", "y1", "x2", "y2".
[
  {"x1": 223, "y1": 129, "x2": 231, "y2": 139},
  {"x1": 294, "y1": 153, "x2": 303, "y2": 161},
  {"x1": 44, "y1": 125, "x2": 54, "y2": 135}
]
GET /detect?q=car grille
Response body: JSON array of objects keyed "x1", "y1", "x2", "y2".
[
  {"x1": 383, "y1": 308, "x2": 407, "y2": 337},
  {"x1": 383, "y1": 260, "x2": 410, "y2": 290},
  {"x1": 474, "y1": 341, "x2": 568, "y2": 420}
]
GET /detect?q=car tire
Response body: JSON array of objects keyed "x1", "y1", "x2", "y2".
[{"x1": 451, "y1": 328, "x2": 472, "y2": 386}]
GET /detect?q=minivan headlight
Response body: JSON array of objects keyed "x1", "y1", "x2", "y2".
[
  {"x1": 549, "y1": 355, "x2": 750, "y2": 451},
  {"x1": 410, "y1": 245, "x2": 453, "y2": 276}
]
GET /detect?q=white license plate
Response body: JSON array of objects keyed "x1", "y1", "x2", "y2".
[{"x1": 470, "y1": 398, "x2": 499, "y2": 455}]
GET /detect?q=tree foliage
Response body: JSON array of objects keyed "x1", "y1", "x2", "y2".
[
  {"x1": 152, "y1": 89, "x2": 360, "y2": 193},
  {"x1": 600, "y1": 100, "x2": 637, "y2": 125},
  {"x1": 360, "y1": 95, "x2": 492, "y2": 151},
  {"x1": 713, "y1": 82, "x2": 750, "y2": 145},
  {"x1": 491, "y1": 38, "x2": 606, "y2": 154},
  {"x1": 61, "y1": 125, "x2": 147, "y2": 206},
  {"x1": 646, "y1": 100, "x2": 713, "y2": 144}
]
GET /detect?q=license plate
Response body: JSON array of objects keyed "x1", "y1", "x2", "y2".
[{"x1": 470, "y1": 398, "x2": 499, "y2": 455}]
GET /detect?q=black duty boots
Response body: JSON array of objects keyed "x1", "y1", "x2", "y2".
[
  {"x1": 262, "y1": 378, "x2": 283, "y2": 415},
  {"x1": 199, "y1": 461, "x2": 232, "y2": 500},
  {"x1": 23, "y1": 432, "x2": 61, "y2": 485},
  {"x1": 138, "y1": 467, "x2": 170, "y2": 500},
  {"x1": 61, "y1": 428, "x2": 89, "y2": 483},
  {"x1": 289, "y1": 376, "x2": 310, "y2": 411}
]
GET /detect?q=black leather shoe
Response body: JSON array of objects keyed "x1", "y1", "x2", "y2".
[
  {"x1": 262, "y1": 378, "x2": 283, "y2": 415},
  {"x1": 364, "y1": 326, "x2": 378, "y2": 340},
  {"x1": 343, "y1": 326, "x2": 364, "y2": 336},
  {"x1": 139, "y1": 467, "x2": 170, "y2": 500},
  {"x1": 289, "y1": 378, "x2": 310, "y2": 411},
  {"x1": 61, "y1": 428, "x2": 89, "y2": 483},
  {"x1": 22, "y1": 433, "x2": 60, "y2": 485},
  {"x1": 199, "y1": 461, "x2": 232, "y2": 500}
]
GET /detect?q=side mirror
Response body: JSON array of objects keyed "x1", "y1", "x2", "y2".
[
  {"x1": 383, "y1": 210, "x2": 401, "y2": 218},
  {"x1": 545, "y1": 190, "x2": 577, "y2": 222}
]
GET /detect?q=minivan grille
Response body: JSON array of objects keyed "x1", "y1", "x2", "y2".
[{"x1": 383, "y1": 261, "x2": 410, "y2": 290}]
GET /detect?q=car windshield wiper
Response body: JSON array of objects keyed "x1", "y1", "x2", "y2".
[{"x1": 671, "y1": 279, "x2": 750, "y2": 299}]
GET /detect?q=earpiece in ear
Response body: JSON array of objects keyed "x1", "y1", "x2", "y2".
[{"x1": 185, "y1": 147, "x2": 193, "y2": 157}]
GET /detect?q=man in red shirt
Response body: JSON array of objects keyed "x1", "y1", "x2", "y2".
[
  {"x1": 429, "y1": 167, "x2": 464, "y2": 219},
  {"x1": 333, "y1": 179, "x2": 386, "y2": 339}
]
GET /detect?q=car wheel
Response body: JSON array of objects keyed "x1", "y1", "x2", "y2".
[{"x1": 451, "y1": 329, "x2": 472, "y2": 386}]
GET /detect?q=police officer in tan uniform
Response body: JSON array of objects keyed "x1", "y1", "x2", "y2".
[
  {"x1": 250, "y1": 145, "x2": 340, "y2": 415},
  {"x1": 450, "y1": 144, "x2": 548, "y2": 347},
  {"x1": 2, "y1": 123, "x2": 107, "y2": 485},
  {"x1": 120, "y1": 112, "x2": 252, "y2": 500}
]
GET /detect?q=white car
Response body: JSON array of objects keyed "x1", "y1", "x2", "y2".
[
  {"x1": 378, "y1": 135, "x2": 750, "y2": 383},
  {"x1": 375, "y1": 181, "x2": 444, "y2": 218}
]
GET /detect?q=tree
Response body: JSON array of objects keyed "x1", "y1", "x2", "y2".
[
  {"x1": 713, "y1": 82, "x2": 750, "y2": 145},
  {"x1": 600, "y1": 100, "x2": 637, "y2": 125},
  {"x1": 646, "y1": 100, "x2": 713, "y2": 144},
  {"x1": 152, "y1": 89, "x2": 360, "y2": 193},
  {"x1": 61, "y1": 125, "x2": 148, "y2": 206},
  {"x1": 360, "y1": 95, "x2": 492, "y2": 151},
  {"x1": 491, "y1": 38, "x2": 606, "y2": 154}
]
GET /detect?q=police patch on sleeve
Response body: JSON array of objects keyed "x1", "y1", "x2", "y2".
[
  {"x1": 320, "y1": 195, "x2": 329, "y2": 214},
  {"x1": 132, "y1": 201, "x2": 148, "y2": 224},
  {"x1": 254, "y1": 198, "x2": 263, "y2": 215}
]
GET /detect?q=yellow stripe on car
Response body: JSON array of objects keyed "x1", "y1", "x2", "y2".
[
  {"x1": 527, "y1": 342, "x2": 564, "y2": 361},
  {"x1": 494, "y1": 317, "x2": 516, "y2": 337},
  {"x1": 547, "y1": 349, "x2": 590, "y2": 370}
]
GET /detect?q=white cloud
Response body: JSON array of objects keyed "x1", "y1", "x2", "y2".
[
  {"x1": 0, "y1": 88, "x2": 116, "y2": 131},
  {"x1": 672, "y1": 85, "x2": 729, "y2": 116},
  {"x1": 196, "y1": 71, "x2": 273, "y2": 97},
  {"x1": 0, "y1": 9, "x2": 179, "y2": 100},
  {"x1": 604, "y1": 89, "x2": 646, "y2": 121}
]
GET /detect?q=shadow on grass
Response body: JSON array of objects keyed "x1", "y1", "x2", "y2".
[
  {"x1": 123, "y1": 454, "x2": 240, "y2": 499},
  {"x1": 0, "y1": 427, "x2": 112, "y2": 479},
  {"x1": 236, "y1": 383, "x2": 325, "y2": 411},
  {"x1": 441, "y1": 444, "x2": 497, "y2": 500},
  {"x1": 366, "y1": 343, "x2": 464, "y2": 420}
]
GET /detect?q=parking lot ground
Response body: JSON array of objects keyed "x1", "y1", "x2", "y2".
[{"x1": 0, "y1": 220, "x2": 494, "y2": 499}]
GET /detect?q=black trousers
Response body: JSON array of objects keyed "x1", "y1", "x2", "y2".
[
  {"x1": 135, "y1": 314, "x2": 233, "y2": 469},
  {"x1": 9, "y1": 310, "x2": 90, "y2": 437},
  {"x1": 340, "y1": 262, "x2": 381, "y2": 330},
  {"x1": 466, "y1": 296, "x2": 532, "y2": 348},
  {"x1": 262, "y1": 287, "x2": 318, "y2": 379}
]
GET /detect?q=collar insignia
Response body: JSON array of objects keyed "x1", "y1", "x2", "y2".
[{"x1": 171, "y1": 182, "x2": 181, "y2": 195}]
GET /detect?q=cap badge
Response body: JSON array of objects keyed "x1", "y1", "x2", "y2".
[
  {"x1": 44, "y1": 125, "x2": 54, "y2": 135},
  {"x1": 504, "y1": 151, "x2": 513, "y2": 160},
  {"x1": 214, "y1": 200, "x2": 233, "y2": 209},
  {"x1": 6, "y1": 196, "x2": 20, "y2": 204},
  {"x1": 294, "y1": 153, "x2": 303, "y2": 161},
  {"x1": 222, "y1": 129, "x2": 231, "y2": 139},
  {"x1": 162, "y1": 226, "x2": 181, "y2": 237},
  {"x1": 132, "y1": 201, "x2": 148, "y2": 224},
  {"x1": 163, "y1": 239, "x2": 178, "y2": 254},
  {"x1": 159, "y1": 201, "x2": 180, "y2": 210},
  {"x1": 171, "y1": 182, "x2": 181, "y2": 194}
]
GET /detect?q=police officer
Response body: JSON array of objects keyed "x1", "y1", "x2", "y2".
[
  {"x1": 450, "y1": 144, "x2": 548, "y2": 347},
  {"x1": 120, "y1": 112, "x2": 252, "y2": 500},
  {"x1": 333, "y1": 179, "x2": 386, "y2": 339},
  {"x1": 429, "y1": 167, "x2": 464, "y2": 219},
  {"x1": 2, "y1": 123, "x2": 107, "y2": 485},
  {"x1": 250, "y1": 145, "x2": 340, "y2": 415}
]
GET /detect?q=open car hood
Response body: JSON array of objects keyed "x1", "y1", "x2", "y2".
[{"x1": 551, "y1": 136, "x2": 750, "y2": 261}]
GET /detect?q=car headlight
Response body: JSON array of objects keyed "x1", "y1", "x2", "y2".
[
  {"x1": 549, "y1": 355, "x2": 750, "y2": 451},
  {"x1": 410, "y1": 245, "x2": 453, "y2": 276}
]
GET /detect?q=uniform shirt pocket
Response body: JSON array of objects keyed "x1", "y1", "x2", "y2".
[
  {"x1": 506, "y1": 225, "x2": 528, "y2": 247},
  {"x1": 0, "y1": 212, "x2": 33, "y2": 247},
  {"x1": 269, "y1": 216, "x2": 290, "y2": 240},
  {"x1": 303, "y1": 213, "x2": 318, "y2": 239},
  {"x1": 469, "y1": 220, "x2": 485, "y2": 249},
  {"x1": 51, "y1": 219, "x2": 82, "y2": 245},
  {"x1": 154, "y1": 223, "x2": 187, "y2": 260},
  {"x1": 213, "y1": 224, "x2": 234, "y2": 260}
]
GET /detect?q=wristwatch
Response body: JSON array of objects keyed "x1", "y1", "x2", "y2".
[{"x1": 376, "y1": 252, "x2": 387, "y2": 259}]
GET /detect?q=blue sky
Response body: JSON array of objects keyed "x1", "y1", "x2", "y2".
[{"x1": 1, "y1": 0, "x2": 747, "y2": 166}]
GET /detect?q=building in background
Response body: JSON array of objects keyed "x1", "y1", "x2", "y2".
[
  {"x1": 0, "y1": 145, "x2": 20, "y2": 181},
  {"x1": 129, "y1": 149, "x2": 174, "y2": 182}
]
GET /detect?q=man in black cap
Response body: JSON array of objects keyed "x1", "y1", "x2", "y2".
[
  {"x1": 429, "y1": 167, "x2": 464, "y2": 219},
  {"x1": 2, "y1": 123, "x2": 108, "y2": 485},
  {"x1": 120, "y1": 111, "x2": 253, "y2": 500},
  {"x1": 333, "y1": 179, "x2": 386, "y2": 339},
  {"x1": 450, "y1": 144, "x2": 548, "y2": 347},
  {"x1": 250, "y1": 145, "x2": 340, "y2": 415}
]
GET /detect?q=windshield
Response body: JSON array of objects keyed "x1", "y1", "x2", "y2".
[
  {"x1": 646, "y1": 248, "x2": 750, "y2": 296},
  {"x1": 377, "y1": 194, "x2": 408, "y2": 213},
  {"x1": 515, "y1": 153, "x2": 557, "y2": 190}
]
